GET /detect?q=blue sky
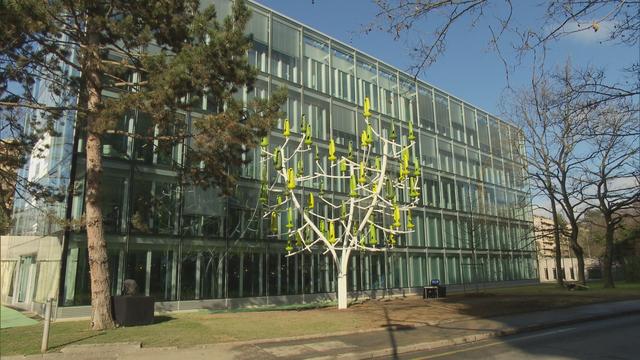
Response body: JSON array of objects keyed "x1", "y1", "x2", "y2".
[{"x1": 255, "y1": 0, "x2": 637, "y2": 118}]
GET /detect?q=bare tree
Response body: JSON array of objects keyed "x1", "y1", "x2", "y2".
[
  {"x1": 369, "y1": 1, "x2": 639, "y2": 286},
  {"x1": 510, "y1": 73, "x2": 567, "y2": 286},
  {"x1": 507, "y1": 61, "x2": 606, "y2": 285},
  {"x1": 369, "y1": 0, "x2": 639, "y2": 81},
  {"x1": 585, "y1": 104, "x2": 640, "y2": 287}
]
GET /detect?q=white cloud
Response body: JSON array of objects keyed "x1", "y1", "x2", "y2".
[{"x1": 559, "y1": 20, "x2": 614, "y2": 44}]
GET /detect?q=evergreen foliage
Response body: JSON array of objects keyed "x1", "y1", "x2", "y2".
[{"x1": 1, "y1": 0, "x2": 284, "y2": 329}]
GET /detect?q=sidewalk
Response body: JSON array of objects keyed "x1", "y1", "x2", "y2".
[
  {"x1": 3, "y1": 299, "x2": 639, "y2": 360},
  {"x1": 0, "y1": 306, "x2": 37, "y2": 329}
]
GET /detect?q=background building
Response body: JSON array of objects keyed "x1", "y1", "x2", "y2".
[
  {"x1": 1, "y1": 0, "x2": 536, "y2": 316},
  {"x1": 534, "y1": 215, "x2": 597, "y2": 283}
]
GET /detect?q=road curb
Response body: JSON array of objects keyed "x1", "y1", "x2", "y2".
[{"x1": 334, "y1": 308, "x2": 640, "y2": 359}]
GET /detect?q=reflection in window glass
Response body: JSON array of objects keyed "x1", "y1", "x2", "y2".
[
  {"x1": 332, "y1": 47, "x2": 355, "y2": 102},
  {"x1": 489, "y1": 117, "x2": 502, "y2": 157},
  {"x1": 477, "y1": 112, "x2": 491, "y2": 154},
  {"x1": 493, "y1": 159, "x2": 504, "y2": 186},
  {"x1": 131, "y1": 179, "x2": 178, "y2": 235},
  {"x1": 420, "y1": 134, "x2": 437, "y2": 168},
  {"x1": 450, "y1": 100, "x2": 464, "y2": 143},
  {"x1": 459, "y1": 217, "x2": 472, "y2": 249},
  {"x1": 447, "y1": 255, "x2": 460, "y2": 284},
  {"x1": 126, "y1": 249, "x2": 148, "y2": 297},
  {"x1": 423, "y1": 173, "x2": 440, "y2": 208},
  {"x1": 426, "y1": 212, "x2": 442, "y2": 247},
  {"x1": 454, "y1": 145, "x2": 467, "y2": 177},
  {"x1": 441, "y1": 176, "x2": 456, "y2": 210},
  {"x1": 246, "y1": 11, "x2": 268, "y2": 72},
  {"x1": 408, "y1": 211, "x2": 425, "y2": 247},
  {"x1": 149, "y1": 248, "x2": 177, "y2": 301},
  {"x1": 438, "y1": 140, "x2": 453, "y2": 173},
  {"x1": 443, "y1": 216, "x2": 458, "y2": 248},
  {"x1": 271, "y1": 20, "x2": 300, "y2": 83},
  {"x1": 456, "y1": 180, "x2": 470, "y2": 212},
  {"x1": 410, "y1": 254, "x2": 425, "y2": 286},
  {"x1": 101, "y1": 176, "x2": 126, "y2": 234},
  {"x1": 378, "y1": 68, "x2": 398, "y2": 117},
  {"x1": 428, "y1": 255, "x2": 445, "y2": 283},
  {"x1": 418, "y1": 86, "x2": 435, "y2": 131},
  {"x1": 388, "y1": 253, "x2": 407, "y2": 288},
  {"x1": 103, "y1": 114, "x2": 130, "y2": 159},
  {"x1": 243, "y1": 252, "x2": 263, "y2": 297},
  {"x1": 482, "y1": 155, "x2": 493, "y2": 184},
  {"x1": 304, "y1": 94, "x2": 329, "y2": 140},
  {"x1": 501, "y1": 123, "x2": 513, "y2": 160},
  {"x1": 434, "y1": 92, "x2": 450, "y2": 137},
  {"x1": 464, "y1": 106, "x2": 478, "y2": 147},
  {"x1": 399, "y1": 78, "x2": 416, "y2": 123},
  {"x1": 468, "y1": 150, "x2": 481, "y2": 180},
  {"x1": 370, "y1": 254, "x2": 386, "y2": 289},
  {"x1": 274, "y1": 86, "x2": 301, "y2": 132},
  {"x1": 356, "y1": 58, "x2": 378, "y2": 110},
  {"x1": 332, "y1": 105, "x2": 356, "y2": 145},
  {"x1": 303, "y1": 34, "x2": 329, "y2": 92}
]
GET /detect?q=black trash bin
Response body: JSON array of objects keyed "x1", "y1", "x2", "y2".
[
  {"x1": 437, "y1": 285, "x2": 447, "y2": 298},
  {"x1": 111, "y1": 279, "x2": 154, "y2": 326},
  {"x1": 112, "y1": 295, "x2": 154, "y2": 326}
]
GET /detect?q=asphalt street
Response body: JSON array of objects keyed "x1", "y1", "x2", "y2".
[{"x1": 398, "y1": 314, "x2": 640, "y2": 360}]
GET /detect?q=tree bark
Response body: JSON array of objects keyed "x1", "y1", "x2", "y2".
[
  {"x1": 570, "y1": 240, "x2": 586, "y2": 285},
  {"x1": 602, "y1": 225, "x2": 615, "y2": 288},
  {"x1": 550, "y1": 197, "x2": 564, "y2": 287},
  {"x1": 86, "y1": 131, "x2": 115, "y2": 330},
  {"x1": 83, "y1": 26, "x2": 115, "y2": 331}
]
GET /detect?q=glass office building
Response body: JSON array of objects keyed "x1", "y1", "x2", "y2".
[{"x1": 5, "y1": 0, "x2": 536, "y2": 311}]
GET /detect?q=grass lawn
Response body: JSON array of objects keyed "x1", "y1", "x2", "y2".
[
  {"x1": 2, "y1": 281, "x2": 638, "y2": 356},
  {"x1": 0, "y1": 306, "x2": 372, "y2": 356}
]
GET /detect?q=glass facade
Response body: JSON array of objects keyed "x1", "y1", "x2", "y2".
[{"x1": 8, "y1": 0, "x2": 536, "y2": 308}]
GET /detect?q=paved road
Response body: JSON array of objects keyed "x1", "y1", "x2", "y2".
[
  {"x1": 398, "y1": 314, "x2": 640, "y2": 359},
  {"x1": 4, "y1": 301, "x2": 639, "y2": 360}
]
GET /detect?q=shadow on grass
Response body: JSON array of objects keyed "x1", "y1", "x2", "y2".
[
  {"x1": 383, "y1": 307, "x2": 417, "y2": 360},
  {"x1": 205, "y1": 301, "x2": 338, "y2": 314},
  {"x1": 48, "y1": 332, "x2": 106, "y2": 352},
  {"x1": 45, "y1": 316, "x2": 174, "y2": 352},
  {"x1": 153, "y1": 316, "x2": 174, "y2": 324}
]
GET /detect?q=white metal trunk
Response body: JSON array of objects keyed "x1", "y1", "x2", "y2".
[{"x1": 337, "y1": 254, "x2": 350, "y2": 309}]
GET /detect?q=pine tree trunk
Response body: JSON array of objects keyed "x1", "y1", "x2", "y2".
[
  {"x1": 86, "y1": 131, "x2": 115, "y2": 330},
  {"x1": 83, "y1": 27, "x2": 115, "y2": 331},
  {"x1": 603, "y1": 226, "x2": 615, "y2": 288}
]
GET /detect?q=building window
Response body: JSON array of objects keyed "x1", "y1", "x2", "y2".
[
  {"x1": 552, "y1": 268, "x2": 557, "y2": 279},
  {"x1": 570, "y1": 267, "x2": 575, "y2": 280},
  {"x1": 544, "y1": 267, "x2": 549, "y2": 280},
  {"x1": 418, "y1": 86, "x2": 435, "y2": 131},
  {"x1": 331, "y1": 47, "x2": 354, "y2": 102},
  {"x1": 304, "y1": 34, "x2": 329, "y2": 93},
  {"x1": 434, "y1": 92, "x2": 450, "y2": 138}
]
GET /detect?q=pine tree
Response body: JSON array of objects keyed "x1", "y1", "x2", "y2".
[{"x1": 1, "y1": 0, "x2": 284, "y2": 330}]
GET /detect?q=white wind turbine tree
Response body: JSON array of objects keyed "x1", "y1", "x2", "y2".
[{"x1": 259, "y1": 97, "x2": 420, "y2": 309}]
